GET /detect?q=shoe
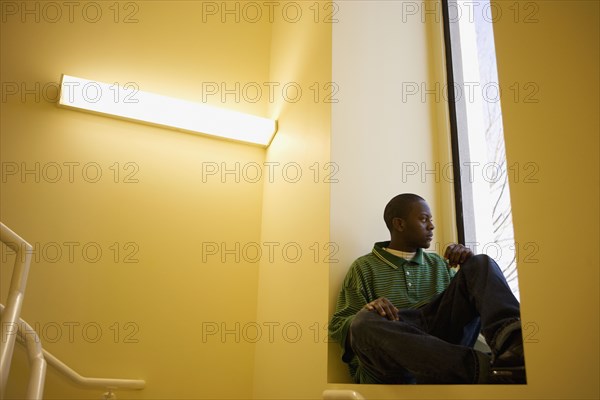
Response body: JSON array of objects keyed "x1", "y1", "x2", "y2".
[
  {"x1": 490, "y1": 329, "x2": 526, "y2": 384},
  {"x1": 493, "y1": 329, "x2": 524, "y2": 367}
]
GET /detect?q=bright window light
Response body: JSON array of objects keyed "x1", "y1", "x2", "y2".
[{"x1": 58, "y1": 75, "x2": 278, "y2": 147}]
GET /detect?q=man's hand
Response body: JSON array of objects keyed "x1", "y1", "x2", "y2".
[
  {"x1": 364, "y1": 297, "x2": 399, "y2": 321},
  {"x1": 444, "y1": 243, "x2": 474, "y2": 267}
]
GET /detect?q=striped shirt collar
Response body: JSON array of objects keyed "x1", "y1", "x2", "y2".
[{"x1": 372, "y1": 241, "x2": 425, "y2": 269}]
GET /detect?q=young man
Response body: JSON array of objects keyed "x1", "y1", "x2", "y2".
[{"x1": 329, "y1": 193, "x2": 526, "y2": 384}]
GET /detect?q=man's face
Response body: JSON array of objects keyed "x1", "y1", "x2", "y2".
[{"x1": 398, "y1": 200, "x2": 435, "y2": 249}]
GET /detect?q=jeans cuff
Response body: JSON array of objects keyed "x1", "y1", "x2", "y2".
[
  {"x1": 490, "y1": 318, "x2": 522, "y2": 354},
  {"x1": 473, "y1": 349, "x2": 491, "y2": 384}
]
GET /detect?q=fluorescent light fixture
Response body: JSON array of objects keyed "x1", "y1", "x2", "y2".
[{"x1": 58, "y1": 74, "x2": 278, "y2": 147}]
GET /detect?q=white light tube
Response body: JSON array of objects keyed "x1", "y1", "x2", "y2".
[{"x1": 58, "y1": 75, "x2": 278, "y2": 147}]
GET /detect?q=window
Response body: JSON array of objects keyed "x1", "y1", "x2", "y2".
[{"x1": 443, "y1": 0, "x2": 521, "y2": 298}]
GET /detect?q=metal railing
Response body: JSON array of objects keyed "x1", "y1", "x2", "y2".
[
  {"x1": 0, "y1": 304, "x2": 45, "y2": 399},
  {"x1": 1, "y1": 222, "x2": 145, "y2": 398},
  {"x1": 0, "y1": 303, "x2": 145, "y2": 388},
  {"x1": 1, "y1": 222, "x2": 34, "y2": 398}
]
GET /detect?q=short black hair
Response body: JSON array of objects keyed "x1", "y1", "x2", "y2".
[{"x1": 383, "y1": 193, "x2": 425, "y2": 231}]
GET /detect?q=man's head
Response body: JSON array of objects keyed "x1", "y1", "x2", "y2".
[{"x1": 383, "y1": 193, "x2": 434, "y2": 251}]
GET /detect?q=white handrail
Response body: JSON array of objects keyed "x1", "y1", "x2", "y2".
[
  {"x1": 0, "y1": 304, "x2": 46, "y2": 399},
  {"x1": 0, "y1": 222, "x2": 33, "y2": 397},
  {"x1": 41, "y1": 350, "x2": 145, "y2": 390},
  {"x1": 21, "y1": 324, "x2": 46, "y2": 400},
  {"x1": 0, "y1": 221, "x2": 144, "y2": 396},
  {"x1": 0, "y1": 304, "x2": 145, "y2": 393}
]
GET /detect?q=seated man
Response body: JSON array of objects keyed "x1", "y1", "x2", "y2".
[{"x1": 329, "y1": 193, "x2": 526, "y2": 384}]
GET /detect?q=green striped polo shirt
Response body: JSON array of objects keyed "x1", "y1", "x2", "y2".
[{"x1": 329, "y1": 241, "x2": 456, "y2": 384}]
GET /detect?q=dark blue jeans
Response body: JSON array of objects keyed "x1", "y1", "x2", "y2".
[{"x1": 348, "y1": 254, "x2": 522, "y2": 384}]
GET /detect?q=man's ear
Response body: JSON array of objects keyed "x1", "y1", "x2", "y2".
[{"x1": 392, "y1": 217, "x2": 404, "y2": 232}]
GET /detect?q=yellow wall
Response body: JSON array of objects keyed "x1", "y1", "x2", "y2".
[
  {"x1": 1, "y1": 2, "x2": 272, "y2": 398},
  {"x1": 1, "y1": 0, "x2": 597, "y2": 399},
  {"x1": 252, "y1": 4, "x2": 332, "y2": 398},
  {"x1": 494, "y1": 0, "x2": 599, "y2": 398}
]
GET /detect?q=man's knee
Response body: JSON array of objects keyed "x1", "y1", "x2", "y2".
[
  {"x1": 468, "y1": 253, "x2": 492, "y2": 264},
  {"x1": 350, "y1": 309, "x2": 387, "y2": 346},
  {"x1": 460, "y1": 254, "x2": 508, "y2": 284},
  {"x1": 350, "y1": 309, "x2": 374, "y2": 336},
  {"x1": 462, "y1": 254, "x2": 497, "y2": 271}
]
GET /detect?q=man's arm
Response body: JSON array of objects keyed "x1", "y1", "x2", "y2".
[
  {"x1": 443, "y1": 243, "x2": 474, "y2": 267},
  {"x1": 330, "y1": 287, "x2": 400, "y2": 361},
  {"x1": 329, "y1": 280, "x2": 366, "y2": 362},
  {"x1": 364, "y1": 297, "x2": 399, "y2": 321}
]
